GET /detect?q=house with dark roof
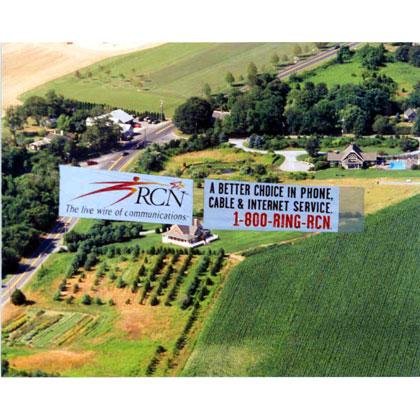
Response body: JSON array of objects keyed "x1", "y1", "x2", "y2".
[
  {"x1": 161, "y1": 218, "x2": 218, "y2": 248},
  {"x1": 327, "y1": 142, "x2": 377, "y2": 169},
  {"x1": 404, "y1": 108, "x2": 417, "y2": 122}
]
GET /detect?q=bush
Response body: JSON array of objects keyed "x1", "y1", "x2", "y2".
[
  {"x1": 150, "y1": 295, "x2": 159, "y2": 306},
  {"x1": 66, "y1": 295, "x2": 74, "y2": 304},
  {"x1": 314, "y1": 160, "x2": 330, "y2": 171},
  {"x1": 81, "y1": 294, "x2": 92, "y2": 305},
  {"x1": 11, "y1": 289, "x2": 26, "y2": 306}
]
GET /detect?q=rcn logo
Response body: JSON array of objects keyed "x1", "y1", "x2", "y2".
[{"x1": 71, "y1": 176, "x2": 187, "y2": 207}]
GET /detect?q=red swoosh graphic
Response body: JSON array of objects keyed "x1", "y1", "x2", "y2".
[{"x1": 72, "y1": 178, "x2": 166, "y2": 206}]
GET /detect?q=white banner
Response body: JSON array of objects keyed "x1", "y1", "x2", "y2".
[
  {"x1": 59, "y1": 166, "x2": 193, "y2": 225},
  {"x1": 203, "y1": 179, "x2": 340, "y2": 232}
]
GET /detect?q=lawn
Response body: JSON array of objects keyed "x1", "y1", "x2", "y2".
[
  {"x1": 183, "y1": 195, "x2": 420, "y2": 376},
  {"x1": 304, "y1": 59, "x2": 420, "y2": 94},
  {"x1": 313, "y1": 167, "x2": 420, "y2": 180},
  {"x1": 20, "y1": 43, "x2": 313, "y2": 116}
]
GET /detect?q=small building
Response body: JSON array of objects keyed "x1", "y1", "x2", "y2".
[
  {"x1": 212, "y1": 110, "x2": 230, "y2": 121},
  {"x1": 28, "y1": 138, "x2": 52, "y2": 151},
  {"x1": 327, "y1": 142, "x2": 377, "y2": 169},
  {"x1": 40, "y1": 117, "x2": 57, "y2": 128},
  {"x1": 162, "y1": 218, "x2": 218, "y2": 248},
  {"x1": 404, "y1": 108, "x2": 417, "y2": 122},
  {"x1": 28, "y1": 131, "x2": 69, "y2": 151}
]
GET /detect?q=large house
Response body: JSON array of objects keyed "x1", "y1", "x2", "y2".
[
  {"x1": 86, "y1": 109, "x2": 134, "y2": 139},
  {"x1": 327, "y1": 142, "x2": 377, "y2": 169},
  {"x1": 162, "y1": 218, "x2": 218, "y2": 248}
]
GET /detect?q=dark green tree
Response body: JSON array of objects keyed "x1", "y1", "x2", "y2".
[
  {"x1": 304, "y1": 137, "x2": 321, "y2": 158},
  {"x1": 173, "y1": 97, "x2": 213, "y2": 134},
  {"x1": 4, "y1": 106, "x2": 26, "y2": 141},
  {"x1": 11, "y1": 289, "x2": 26, "y2": 306}
]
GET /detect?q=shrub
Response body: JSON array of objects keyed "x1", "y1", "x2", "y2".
[
  {"x1": 11, "y1": 289, "x2": 26, "y2": 306},
  {"x1": 53, "y1": 290, "x2": 61, "y2": 301},
  {"x1": 150, "y1": 294, "x2": 159, "y2": 306},
  {"x1": 95, "y1": 297, "x2": 102, "y2": 305},
  {"x1": 81, "y1": 294, "x2": 92, "y2": 305},
  {"x1": 66, "y1": 295, "x2": 74, "y2": 304}
]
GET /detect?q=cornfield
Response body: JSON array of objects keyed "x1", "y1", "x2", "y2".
[{"x1": 183, "y1": 195, "x2": 420, "y2": 376}]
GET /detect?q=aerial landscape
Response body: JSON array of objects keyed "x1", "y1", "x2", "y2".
[{"x1": 1, "y1": 41, "x2": 419, "y2": 377}]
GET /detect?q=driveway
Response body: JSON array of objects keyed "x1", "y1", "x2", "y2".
[{"x1": 229, "y1": 139, "x2": 313, "y2": 172}]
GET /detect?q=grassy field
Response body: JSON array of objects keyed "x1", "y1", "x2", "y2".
[
  {"x1": 183, "y1": 195, "x2": 420, "y2": 376},
  {"x1": 312, "y1": 167, "x2": 420, "y2": 180},
  {"x1": 304, "y1": 59, "x2": 420, "y2": 94},
  {"x1": 20, "y1": 43, "x2": 314, "y2": 116}
]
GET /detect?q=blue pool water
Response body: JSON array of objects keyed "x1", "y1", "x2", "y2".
[{"x1": 390, "y1": 161, "x2": 405, "y2": 170}]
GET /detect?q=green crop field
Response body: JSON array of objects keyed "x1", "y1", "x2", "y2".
[
  {"x1": 183, "y1": 195, "x2": 420, "y2": 376},
  {"x1": 21, "y1": 43, "x2": 313, "y2": 116}
]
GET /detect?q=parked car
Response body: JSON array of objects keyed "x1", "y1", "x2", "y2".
[
  {"x1": 87, "y1": 160, "x2": 98, "y2": 166},
  {"x1": 121, "y1": 151, "x2": 129, "y2": 156},
  {"x1": 152, "y1": 120, "x2": 159, "y2": 124},
  {"x1": 133, "y1": 123, "x2": 141, "y2": 128}
]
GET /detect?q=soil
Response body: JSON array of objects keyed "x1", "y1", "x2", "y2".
[
  {"x1": 2, "y1": 42, "x2": 162, "y2": 112},
  {"x1": 9, "y1": 350, "x2": 96, "y2": 374}
]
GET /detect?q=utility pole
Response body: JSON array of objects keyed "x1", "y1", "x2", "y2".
[{"x1": 160, "y1": 100, "x2": 164, "y2": 121}]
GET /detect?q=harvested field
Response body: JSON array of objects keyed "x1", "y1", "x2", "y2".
[
  {"x1": 9, "y1": 350, "x2": 97, "y2": 373},
  {"x1": 2, "y1": 42, "x2": 160, "y2": 112}
]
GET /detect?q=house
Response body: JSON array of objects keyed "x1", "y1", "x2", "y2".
[
  {"x1": 162, "y1": 218, "x2": 218, "y2": 248},
  {"x1": 404, "y1": 108, "x2": 417, "y2": 122},
  {"x1": 327, "y1": 142, "x2": 377, "y2": 169},
  {"x1": 28, "y1": 131, "x2": 69, "y2": 151},
  {"x1": 86, "y1": 109, "x2": 134, "y2": 139},
  {"x1": 212, "y1": 110, "x2": 230, "y2": 121},
  {"x1": 40, "y1": 117, "x2": 57, "y2": 128},
  {"x1": 28, "y1": 138, "x2": 52, "y2": 151}
]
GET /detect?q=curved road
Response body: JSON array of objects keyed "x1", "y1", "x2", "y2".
[
  {"x1": 1, "y1": 121, "x2": 175, "y2": 304},
  {"x1": 229, "y1": 139, "x2": 312, "y2": 172}
]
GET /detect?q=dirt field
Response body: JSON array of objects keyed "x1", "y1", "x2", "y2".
[
  {"x1": 1, "y1": 42, "x2": 162, "y2": 112},
  {"x1": 9, "y1": 350, "x2": 97, "y2": 373}
]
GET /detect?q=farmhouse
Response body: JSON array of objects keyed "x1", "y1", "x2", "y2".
[
  {"x1": 327, "y1": 142, "x2": 377, "y2": 169},
  {"x1": 404, "y1": 108, "x2": 417, "y2": 122},
  {"x1": 162, "y1": 218, "x2": 218, "y2": 248},
  {"x1": 86, "y1": 109, "x2": 134, "y2": 139}
]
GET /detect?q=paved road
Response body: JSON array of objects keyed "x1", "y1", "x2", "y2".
[
  {"x1": 277, "y1": 42, "x2": 360, "y2": 80},
  {"x1": 229, "y1": 139, "x2": 312, "y2": 172},
  {"x1": 1, "y1": 121, "x2": 175, "y2": 305}
]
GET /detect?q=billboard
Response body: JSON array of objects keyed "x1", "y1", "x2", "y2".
[
  {"x1": 59, "y1": 166, "x2": 193, "y2": 225},
  {"x1": 203, "y1": 179, "x2": 340, "y2": 233}
]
